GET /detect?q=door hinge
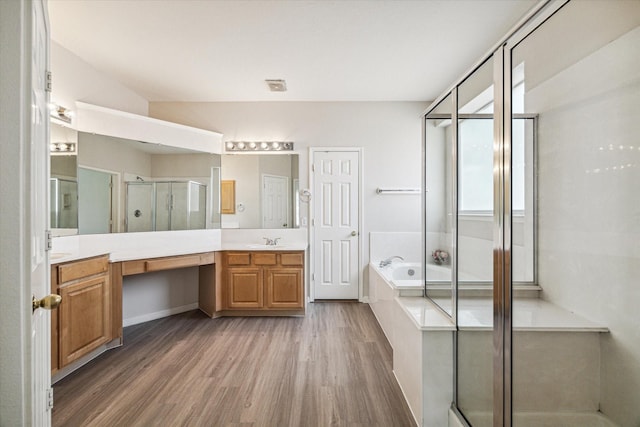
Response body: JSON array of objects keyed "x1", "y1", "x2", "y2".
[
  {"x1": 47, "y1": 387, "x2": 54, "y2": 410},
  {"x1": 312, "y1": 273, "x2": 315, "y2": 282},
  {"x1": 45, "y1": 71, "x2": 52, "y2": 93},
  {"x1": 311, "y1": 219, "x2": 314, "y2": 226},
  {"x1": 45, "y1": 230, "x2": 52, "y2": 252},
  {"x1": 312, "y1": 164, "x2": 315, "y2": 172}
]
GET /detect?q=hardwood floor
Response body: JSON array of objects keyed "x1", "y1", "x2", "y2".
[{"x1": 52, "y1": 302, "x2": 416, "y2": 427}]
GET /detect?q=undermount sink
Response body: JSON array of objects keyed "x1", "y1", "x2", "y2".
[{"x1": 246, "y1": 244, "x2": 286, "y2": 249}]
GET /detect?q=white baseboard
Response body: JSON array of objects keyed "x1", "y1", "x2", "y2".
[{"x1": 123, "y1": 303, "x2": 199, "y2": 327}]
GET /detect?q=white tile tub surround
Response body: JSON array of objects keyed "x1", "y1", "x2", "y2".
[
  {"x1": 369, "y1": 263, "x2": 455, "y2": 427},
  {"x1": 370, "y1": 262, "x2": 617, "y2": 427},
  {"x1": 369, "y1": 231, "x2": 422, "y2": 265},
  {"x1": 458, "y1": 331, "x2": 602, "y2": 418}
]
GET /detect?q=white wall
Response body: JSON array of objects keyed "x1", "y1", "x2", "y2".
[
  {"x1": 150, "y1": 101, "x2": 428, "y2": 296},
  {"x1": 524, "y1": 13, "x2": 640, "y2": 427},
  {"x1": 221, "y1": 154, "x2": 261, "y2": 228},
  {"x1": 51, "y1": 42, "x2": 148, "y2": 116}
]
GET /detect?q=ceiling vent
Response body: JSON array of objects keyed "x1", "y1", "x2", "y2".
[{"x1": 265, "y1": 79, "x2": 287, "y2": 92}]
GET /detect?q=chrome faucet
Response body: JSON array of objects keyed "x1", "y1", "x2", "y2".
[
  {"x1": 263, "y1": 237, "x2": 281, "y2": 246},
  {"x1": 379, "y1": 256, "x2": 404, "y2": 268}
]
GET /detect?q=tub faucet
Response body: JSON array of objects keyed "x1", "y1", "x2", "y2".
[
  {"x1": 263, "y1": 237, "x2": 281, "y2": 246},
  {"x1": 379, "y1": 256, "x2": 404, "y2": 268}
]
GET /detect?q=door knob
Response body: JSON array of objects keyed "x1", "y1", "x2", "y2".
[
  {"x1": 351, "y1": 231, "x2": 358, "y2": 237},
  {"x1": 32, "y1": 294, "x2": 62, "y2": 313}
]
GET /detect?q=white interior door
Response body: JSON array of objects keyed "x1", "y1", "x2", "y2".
[
  {"x1": 312, "y1": 150, "x2": 361, "y2": 300},
  {"x1": 31, "y1": 0, "x2": 53, "y2": 424},
  {"x1": 262, "y1": 174, "x2": 290, "y2": 228},
  {"x1": 0, "y1": 0, "x2": 51, "y2": 423}
]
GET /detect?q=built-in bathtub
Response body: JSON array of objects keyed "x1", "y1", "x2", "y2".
[
  {"x1": 374, "y1": 261, "x2": 484, "y2": 293},
  {"x1": 368, "y1": 262, "x2": 455, "y2": 427},
  {"x1": 369, "y1": 260, "x2": 614, "y2": 427},
  {"x1": 376, "y1": 262, "x2": 422, "y2": 293}
]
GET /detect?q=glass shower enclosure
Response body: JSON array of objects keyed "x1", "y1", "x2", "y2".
[
  {"x1": 423, "y1": 1, "x2": 639, "y2": 425},
  {"x1": 126, "y1": 180, "x2": 207, "y2": 232}
]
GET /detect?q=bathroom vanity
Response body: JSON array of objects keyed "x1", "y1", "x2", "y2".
[
  {"x1": 50, "y1": 254, "x2": 112, "y2": 374},
  {"x1": 220, "y1": 250, "x2": 305, "y2": 314},
  {"x1": 48, "y1": 103, "x2": 308, "y2": 382},
  {"x1": 49, "y1": 232, "x2": 308, "y2": 381}
]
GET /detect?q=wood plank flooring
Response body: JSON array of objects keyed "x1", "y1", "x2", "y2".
[{"x1": 52, "y1": 302, "x2": 416, "y2": 427}]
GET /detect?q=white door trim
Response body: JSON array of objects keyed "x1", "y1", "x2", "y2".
[{"x1": 308, "y1": 147, "x2": 363, "y2": 302}]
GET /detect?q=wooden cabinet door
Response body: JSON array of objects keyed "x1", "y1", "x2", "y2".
[
  {"x1": 227, "y1": 267, "x2": 263, "y2": 309},
  {"x1": 59, "y1": 274, "x2": 111, "y2": 367},
  {"x1": 265, "y1": 268, "x2": 303, "y2": 309},
  {"x1": 221, "y1": 180, "x2": 236, "y2": 214}
]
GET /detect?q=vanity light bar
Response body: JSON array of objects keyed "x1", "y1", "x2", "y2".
[
  {"x1": 225, "y1": 141, "x2": 294, "y2": 152},
  {"x1": 49, "y1": 103, "x2": 73, "y2": 124},
  {"x1": 50, "y1": 142, "x2": 77, "y2": 155}
]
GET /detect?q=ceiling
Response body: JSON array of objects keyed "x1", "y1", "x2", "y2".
[{"x1": 48, "y1": 0, "x2": 538, "y2": 103}]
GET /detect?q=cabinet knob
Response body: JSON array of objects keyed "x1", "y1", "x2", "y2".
[{"x1": 32, "y1": 294, "x2": 62, "y2": 313}]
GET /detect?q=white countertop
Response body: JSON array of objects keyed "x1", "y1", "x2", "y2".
[
  {"x1": 372, "y1": 262, "x2": 609, "y2": 333},
  {"x1": 396, "y1": 295, "x2": 608, "y2": 333},
  {"x1": 396, "y1": 296, "x2": 456, "y2": 331},
  {"x1": 51, "y1": 229, "x2": 308, "y2": 265}
]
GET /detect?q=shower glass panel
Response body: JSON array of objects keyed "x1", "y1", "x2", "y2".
[
  {"x1": 456, "y1": 56, "x2": 495, "y2": 427},
  {"x1": 155, "y1": 182, "x2": 171, "y2": 231},
  {"x1": 130, "y1": 181, "x2": 207, "y2": 232},
  {"x1": 511, "y1": 1, "x2": 639, "y2": 424},
  {"x1": 126, "y1": 182, "x2": 155, "y2": 232},
  {"x1": 170, "y1": 182, "x2": 189, "y2": 230},
  {"x1": 424, "y1": 92, "x2": 454, "y2": 317}
]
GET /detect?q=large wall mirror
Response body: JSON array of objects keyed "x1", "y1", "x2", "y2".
[
  {"x1": 50, "y1": 122, "x2": 222, "y2": 235},
  {"x1": 50, "y1": 123, "x2": 79, "y2": 234},
  {"x1": 221, "y1": 154, "x2": 299, "y2": 229}
]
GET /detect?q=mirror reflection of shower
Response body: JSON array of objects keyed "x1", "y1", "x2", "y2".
[{"x1": 125, "y1": 181, "x2": 207, "y2": 232}]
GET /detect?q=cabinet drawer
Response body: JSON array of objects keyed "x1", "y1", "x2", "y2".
[
  {"x1": 199, "y1": 252, "x2": 215, "y2": 265},
  {"x1": 121, "y1": 260, "x2": 146, "y2": 276},
  {"x1": 253, "y1": 253, "x2": 277, "y2": 265},
  {"x1": 146, "y1": 255, "x2": 200, "y2": 272},
  {"x1": 280, "y1": 253, "x2": 304, "y2": 266},
  {"x1": 227, "y1": 253, "x2": 251, "y2": 265},
  {"x1": 58, "y1": 256, "x2": 109, "y2": 284}
]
